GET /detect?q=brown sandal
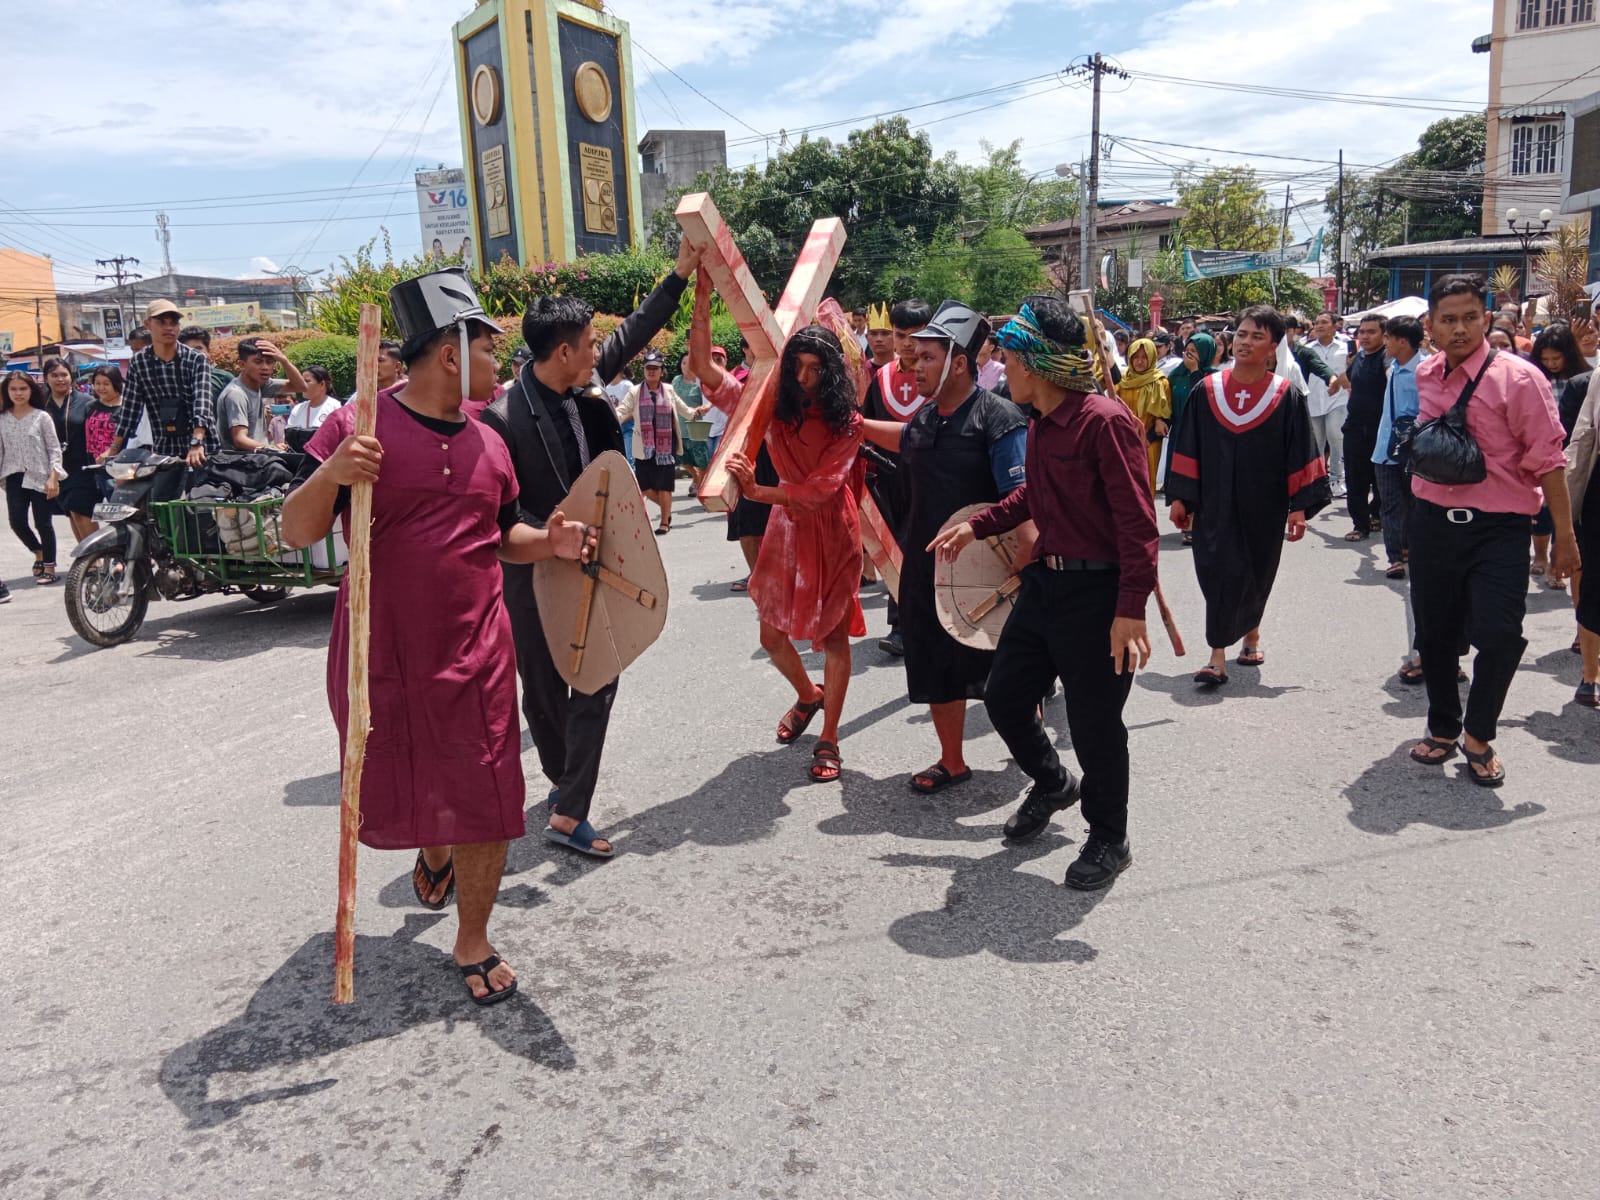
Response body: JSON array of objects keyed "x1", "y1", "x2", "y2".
[
  {"x1": 777, "y1": 688, "x2": 824, "y2": 744},
  {"x1": 808, "y1": 740, "x2": 842, "y2": 783}
]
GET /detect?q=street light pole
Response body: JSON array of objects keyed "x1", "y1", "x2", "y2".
[{"x1": 1505, "y1": 206, "x2": 1553, "y2": 308}]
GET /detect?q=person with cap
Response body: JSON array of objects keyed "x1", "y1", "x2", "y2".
[
  {"x1": 929, "y1": 295, "x2": 1158, "y2": 890},
  {"x1": 687, "y1": 270, "x2": 867, "y2": 783},
  {"x1": 1164, "y1": 304, "x2": 1331, "y2": 687},
  {"x1": 480, "y1": 237, "x2": 702, "y2": 858},
  {"x1": 861, "y1": 298, "x2": 932, "y2": 657},
  {"x1": 107, "y1": 299, "x2": 216, "y2": 470},
  {"x1": 614, "y1": 348, "x2": 707, "y2": 534},
  {"x1": 700, "y1": 344, "x2": 732, "y2": 462},
  {"x1": 861, "y1": 301, "x2": 1028, "y2": 793},
  {"x1": 282, "y1": 268, "x2": 596, "y2": 1006}
]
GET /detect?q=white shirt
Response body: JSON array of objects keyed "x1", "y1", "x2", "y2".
[
  {"x1": 1157, "y1": 354, "x2": 1183, "y2": 376},
  {"x1": 289, "y1": 396, "x2": 342, "y2": 429},
  {"x1": 1301, "y1": 337, "x2": 1349, "y2": 418}
]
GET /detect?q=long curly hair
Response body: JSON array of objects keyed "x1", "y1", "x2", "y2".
[{"x1": 775, "y1": 325, "x2": 859, "y2": 436}]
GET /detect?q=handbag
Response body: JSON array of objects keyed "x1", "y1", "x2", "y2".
[{"x1": 1403, "y1": 350, "x2": 1496, "y2": 486}]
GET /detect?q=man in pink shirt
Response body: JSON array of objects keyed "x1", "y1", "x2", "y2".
[{"x1": 1408, "y1": 274, "x2": 1580, "y2": 786}]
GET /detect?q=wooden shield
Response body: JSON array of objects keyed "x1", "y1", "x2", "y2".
[
  {"x1": 934, "y1": 503, "x2": 1023, "y2": 650},
  {"x1": 532, "y1": 451, "x2": 669, "y2": 695}
]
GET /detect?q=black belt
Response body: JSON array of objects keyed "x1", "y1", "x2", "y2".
[
  {"x1": 1416, "y1": 499, "x2": 1521, "y2": 526},
  {"x1": 1040, "y1": 556, "x2": 1117, "y2": 571}
]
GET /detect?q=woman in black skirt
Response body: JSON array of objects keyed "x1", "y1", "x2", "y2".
[
  {"x1": 614, "y1": 348, "x2": 705, "y2": 534},
  {"x1": 863, "y1": 302, "x2": 1028, "y2": 792}
]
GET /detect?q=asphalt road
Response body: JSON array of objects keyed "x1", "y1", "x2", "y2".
[{"x1": 1, "y1": 491, "x2": 1596, "y2": 1199}]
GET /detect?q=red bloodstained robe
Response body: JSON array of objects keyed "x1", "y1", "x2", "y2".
[
  {"x1": 306, "y1": 386, "x2": 526, "y2": 849},
  {"x1": 707, "y1": 373, "x2": 867, "y2": 642},
  {"x1": 1164, "y1": 368, "x2": 1331, "y2": 648}
]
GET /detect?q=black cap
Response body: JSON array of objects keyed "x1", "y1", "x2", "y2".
[{"x1": 642, "y1": 349, "x2": 665, "y2": 366}]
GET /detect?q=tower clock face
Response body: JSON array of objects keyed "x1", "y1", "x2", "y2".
[
  {"x1": 471, "y1": 64, "x2": 502, "y2": 126},
  {"x1": 573, "y1": 61, "x2": 613, "y2": 123}
]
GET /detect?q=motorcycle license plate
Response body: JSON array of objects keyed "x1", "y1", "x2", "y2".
[{"x1": 93, "y1": 503, "x2": 129, "y2": 521}]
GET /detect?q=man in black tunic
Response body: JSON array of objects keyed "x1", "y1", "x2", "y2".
[
  {"x1": 1164, "y1": 304, "x2": 1331, "y2": 686},
  {"x1": 862, "y1": 301, "x2": 1028, "y2": 793},
  {"x1": 481, "y1": 241, "x2": 699, "y2": 856}
]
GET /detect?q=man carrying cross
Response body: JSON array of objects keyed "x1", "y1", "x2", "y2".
[
  {"x1": 688, "y1": 270, "x2": 866, "y2": 783},
  {"x1": 1164, "y1": 304, "x2": 1331, "y2": 686}
]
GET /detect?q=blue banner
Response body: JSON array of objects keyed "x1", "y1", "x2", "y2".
[{"x1": 1183, "y1": 230, "x2": 1324, "y2": 281}]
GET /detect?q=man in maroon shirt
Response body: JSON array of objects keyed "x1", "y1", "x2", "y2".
[{"x1": 930, "y1": 295, "x2": 1159, "y2": 890}]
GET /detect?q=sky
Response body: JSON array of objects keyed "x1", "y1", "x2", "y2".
[{"x1": 0, "y1": 0, "x2": 1493, "y2": 294}]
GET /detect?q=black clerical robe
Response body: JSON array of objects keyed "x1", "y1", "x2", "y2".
[{"x1": 1165, "y1": 368, "x2": 1331, "y2": 648}]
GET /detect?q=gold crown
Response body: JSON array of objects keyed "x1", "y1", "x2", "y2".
[{"x1": 867, "y1": 302, "x2": 893, "y2": 331}]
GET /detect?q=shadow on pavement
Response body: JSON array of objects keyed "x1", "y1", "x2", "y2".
[
  {"x1": 1343, "y1": 741, "x2": 1547, "y2": 834},
  {"x1": 818, "y1": 768, "x2": 1016, "y2": 842},
  {"x1": 1137, "y1": 669, "x2": 1301, "y2": 706},
  {"x1": 879, "y1": 835, "x2": 1104, "y2": 964},
  {"x1": 283, "y1": 770, "x2": 340, "y2": 807},
  {"x1": 76, "y1": 589, "x2": 337, "y2": 662},
  {"x1": 158, "y1": 913, "x2": 574, "y2": 1129},
  {"x1": 1500, "y1": 708, "x2": 1600, "y2": 766},
  {"x1": 601, "y1": 748, "x2": 810, "y2": 858}
]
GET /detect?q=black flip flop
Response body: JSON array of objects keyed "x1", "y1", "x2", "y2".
[
  {"x1": 458, "y1": 954, "x2": 518, "y2": 1006},
  {"x1": 1193, "y1": 665, "x2": 1228, "y2": 686},
  {"x1": 411, "y1": 850, "x2": 455, "y2": 910},
  {"x1": 1459, "y1": 742, "x2": 1505, "y2": 787},
  {"x1": 1236, "y1": 647, "x2": 1264, "y2": 667},
  {"x1": 1409, "y1": 736, "x2": 1457, "y2": 766},
  {"x1": 1397, "y1": 663, "x2": 1425, "y2": 685},
  {"x1": 910, "y1": 764, "x2": 972, "y2": 794}
]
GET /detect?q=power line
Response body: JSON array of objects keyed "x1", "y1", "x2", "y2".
[
  {"x1": 633, "y1": 40, "x2": 764, "y2": 137},
  {"x1": 1122, "y1": 70, "x2": 1483, "y2": 114}
]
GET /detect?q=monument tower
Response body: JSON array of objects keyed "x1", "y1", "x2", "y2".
[{"x1": 453, "y1": 0, "x2": 642, "y2": 268}]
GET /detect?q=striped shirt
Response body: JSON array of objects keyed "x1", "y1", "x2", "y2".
[{"x1": 114, "y1": 343, "x2": 216, "y2": 456}]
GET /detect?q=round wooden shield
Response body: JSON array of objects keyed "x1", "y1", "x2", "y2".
[
  {"x1": 934, "y1": 503, "x2": 1022, "y2": 650},
  {"x1": 533, "y1": 451, "x2": 670, "y2": 695}
]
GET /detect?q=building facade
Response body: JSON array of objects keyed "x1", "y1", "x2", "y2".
[
  {"x1": 637, "y1": 129, "x2": 728, "y2": 232},
  {"x1": 1024, "y1": 201, "x2": 1186, "y2": 292},
  {"x1": 1480, "y1": 0, "x2": 1600, "y2": 233}
]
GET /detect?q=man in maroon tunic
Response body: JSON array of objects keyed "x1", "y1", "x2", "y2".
[{"x1": 283, "y1": 270, "x2": 595, "y2": 1005}]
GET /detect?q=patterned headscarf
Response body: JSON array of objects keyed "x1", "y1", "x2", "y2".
[{"x1": 995, "y1": 304, "x2": 1099, "y2": 392}]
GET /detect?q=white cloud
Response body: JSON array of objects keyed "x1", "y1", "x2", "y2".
[{"x1": 248, "y1": 256, "x2": 281, "y2": 275}]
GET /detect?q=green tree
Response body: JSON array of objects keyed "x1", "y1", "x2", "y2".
[
  {"x1": 970, "y1": 226, "x2": 1048, "y2": 314},
  {"x1": 912, "y1": 226, "x2": 973, "y2": 306},
  {"x1": 1329, "y1": 113, "x2": 1487, "y2": 306},
  {"x1": 1170, "y1": 166, "x2": 1286, "y2": 313}
]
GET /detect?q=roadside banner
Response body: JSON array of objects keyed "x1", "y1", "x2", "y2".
[
  {"x1": 416, "y1": 168, "x2": 471, "y2": 262},
  {"x1": 1183, "y1": 230, "x2": 1324, "y2": 281}
]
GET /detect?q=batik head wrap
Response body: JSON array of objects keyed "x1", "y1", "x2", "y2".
[{"x1": 995, "y1": 303, "x2": 1099, "y2": 392}]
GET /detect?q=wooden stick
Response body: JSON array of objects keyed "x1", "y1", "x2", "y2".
[
  {"x1": 333, "y1": 302, "x2": 382, "y2": 1005},
  {"x1": 596, "y1": 565, "x2": 657, "y2": 609},
  {"x1": 568, "y1": 468, "x2": 610, "y2": 676},
  {"x1": 968, "y1": 574, "x2": 1022, "y2": 622},
  {"x1": 858, "y1": 489, "x2": 902, "y2": 600},
  {"x1": 1154, "y1": 580, "x2": 1186, "y2": 657}
]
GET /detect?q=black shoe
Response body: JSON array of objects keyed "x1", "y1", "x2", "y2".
[
  {"x1": 878, "y1": 629, "x2": 904, "y2": 657},
  {"x1": 0, "y1": 582, "x2": 10, "y2": 604},
  {"x1": 1064, "y1": 834, "x2": 1132, "y2": 890},
  {"x1": 1003, "y1": 773, "x2": 1081, "y2": 842}
]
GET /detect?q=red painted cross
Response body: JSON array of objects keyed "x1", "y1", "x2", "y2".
[{"x1": 676, "y1": 192, "x2": 846, "y2": 512}]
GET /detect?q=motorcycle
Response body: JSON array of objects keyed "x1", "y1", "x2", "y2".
[{"x1": 64, "y1": 449, "x2": 345, "y2": 647}]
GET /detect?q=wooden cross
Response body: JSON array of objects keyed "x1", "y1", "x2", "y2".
[
  {"x1": 676, "y1": 193, "x2": 846, "y2": 512},
  {"x1": 568, "y1": 463, "x2": 659, "y2": 677},
  {"x1": 966, "y1": 536, "x2": 1022, "y2": 622}
]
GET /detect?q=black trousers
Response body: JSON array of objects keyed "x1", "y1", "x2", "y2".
[
  {"x1": 984, "y1": 565, "x2": 1133, "y2": 841},
  {"x1": 5, "y1": 475, "x2": 56, "y2": 562},
  {"x1": 1374, "y1": 463, "x2": 1413, "y2": 566},
  {"x1": 1408, "y1": 500, "x2": 1530, "y2": 743},
  {"x1": 505, "y1": 576, "x2": 617, "y2": 824},
  {"x1": 1343, "y1": 428, "x2": 1380, "y2": 534}
]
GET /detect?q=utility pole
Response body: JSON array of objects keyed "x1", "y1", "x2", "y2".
[
  {"x1": 155, "y1": 212, "x2": 174, "y2": 277},
  {"x1": 1272, "y1": 183, "x2": 1291, "y2": 305},
  {"x1": 1068, "y1": 53, "x2": 1129, "y2": 302},
  {"x1": 34, "y1": 298, "x2": 42, "y2": 359},
  {"x1": 1336, "y1": 149, "x2": 1345, "y2": 313},
  {"x1": 96, "y1": 255, "x2": 143, "y2": 342},
  {"x1": 1079, "y1": 156, "x2": 1091, "y2": 295}
]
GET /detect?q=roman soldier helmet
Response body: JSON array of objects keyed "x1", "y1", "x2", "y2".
[
  {"x1": 912, "y1": 300, "x2": 992, "y2": 394},
  {"x1": 866, "y1": 302, "x2": 893, "y2": 332},
  {"x1": 386, "y1": 268, "x2": 503, "y2": 400}
]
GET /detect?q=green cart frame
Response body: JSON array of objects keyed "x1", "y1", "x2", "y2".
[{"x1": 152, "y1": 496, "x2": 346, "y2": 589}]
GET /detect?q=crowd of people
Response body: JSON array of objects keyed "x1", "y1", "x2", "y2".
[{"x1": 5, "y1": 248, "x2": 1594, "y2": 1006}]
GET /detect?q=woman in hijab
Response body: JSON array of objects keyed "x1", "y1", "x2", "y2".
[
  {"x1": 1165, "y1": 332, "x2": 1217, "y2": 545},
  {"x1": 1117, "y1": 336, "x2": 1172, "y2": 495}
]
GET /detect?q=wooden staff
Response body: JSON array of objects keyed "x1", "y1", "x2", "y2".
[
  {"x1": 1070, "y1": 290, "x2": 1185, "y2": 657},
  {"x1": 333, "y1": 302, "x2": 382, "y2": 1005}
]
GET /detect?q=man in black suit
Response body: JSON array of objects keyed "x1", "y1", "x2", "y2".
[{"x1": 481, "y1": 241, "x2": 699, "y2": 857}]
